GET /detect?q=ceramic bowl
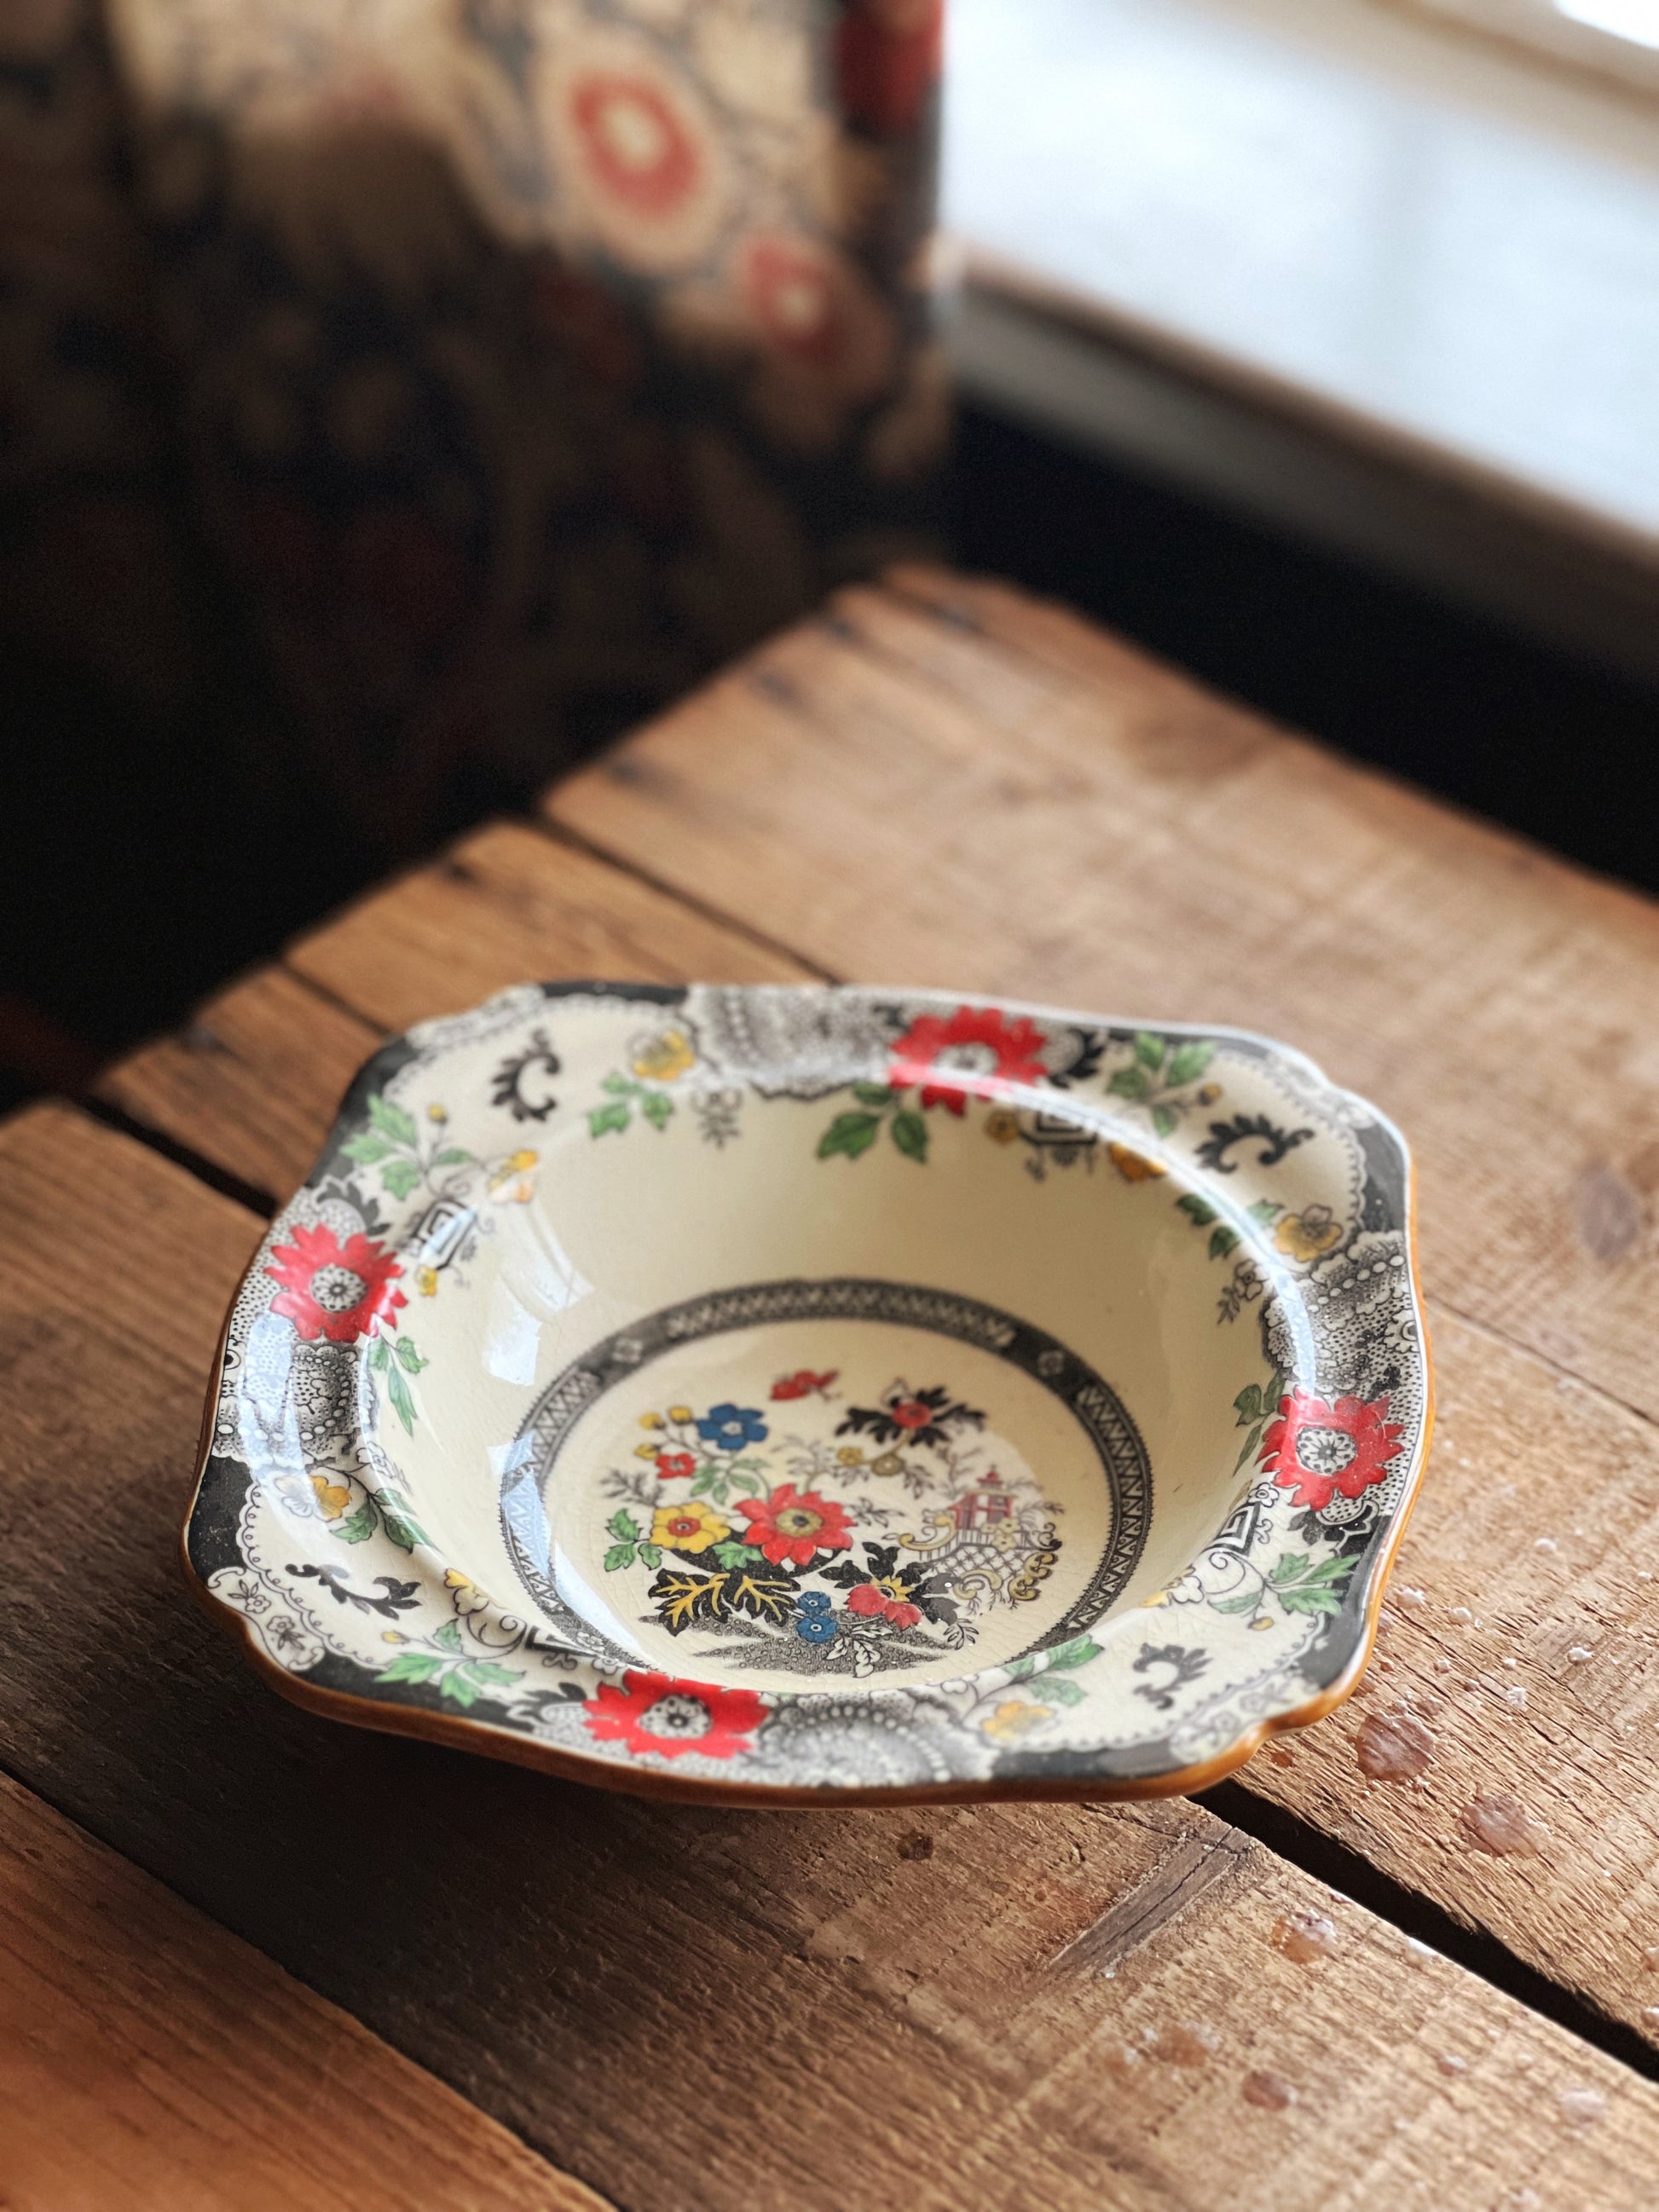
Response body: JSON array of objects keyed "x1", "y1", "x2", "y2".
[{"x1": 186, "y1": 984, "x2": 1431, "y2": 1802}]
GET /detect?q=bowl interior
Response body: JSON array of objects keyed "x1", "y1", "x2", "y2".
[{"x1": 386, "y1": 1026, "x2": 1280, "y2": 1701}]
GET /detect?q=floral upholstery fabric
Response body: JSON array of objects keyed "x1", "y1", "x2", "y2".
[{"x1": 2, "y1": 0, "x2": 947, "y2": 845}]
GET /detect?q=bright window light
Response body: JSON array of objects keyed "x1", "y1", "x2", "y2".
[{"x1": 1553, "y1": 0, "x2": 1659, "y2": 47}]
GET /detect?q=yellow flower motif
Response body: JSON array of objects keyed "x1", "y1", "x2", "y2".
[
  {"x1": 984, "y1": 1107, "x2": 1020, "y2": 1146},
  {"x1": 871, "y1": 1451, "x2": 905, "y2": 1477},
  {"x1": 1274, "y1": 1204, "x2": 1343, "y2": 1262},
  {"x1": 444, "y1": 1568, "x2": 492, "y2": 1616},
  {"x1": 634, "y1": 1442, "x2": 662, "y2": 1461},
  {"x1": 488, "y1": 1148, "x2": 540, "y2": 1196},
  {"x1": 1196, "y1": 1083, "x2": 1222, "y2": 1106},
  {"x1": 382, "y1": 1629, "x2": 407, "y2": 1643},
  {"x1": 835, "y1": 1445, "x2": 866, "y2": 1466},
  {"x1": 309, "y1": 1473, "x2": 351, "y2": 1520},
  {"x1": 639, "y1": 1412, "x2": 666, "y2": 1429},
  {"x1": 981, "y1": 1700, "x2": 1053, "y2": 1744},
  {"x1": 1250, "y1": 1614, "x2": 1275, "y2": 1632},
  {"x1": 416, "y1": 1264, "x2": 439, "y2": 1297},
  {"x1": 630, "y1": 1028, "x2": 696, "y2": 1083},
  {"x1": 650, "y1": 1499, "x2": 732, "y2": 1553},
  {"x1": 427, "y1": 1103, "x2": 448, "y2": 1123},
  {"x1": 1107, "y1": 1143, "x2": 1166, "y2": 1182},
  {"x1": 668, "y1": 1405, "x2": 694, "y2": 1424}
]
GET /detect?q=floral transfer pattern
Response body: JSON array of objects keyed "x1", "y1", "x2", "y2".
[
  {"x1": 595, "y1": 1370, "x2": 1066, "y2": 1679},
  {"x1": 188, "y1": 981, "x2": 1431, "y2": 1797}
]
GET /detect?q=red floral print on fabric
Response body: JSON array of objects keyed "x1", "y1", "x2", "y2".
[
  {"x1": 570, "y1": 72, "x2": 701, "y2": 216},
  {"x1": 264, "y1": 1222, "x2": 407, "y2": 1343},
  {"x1": 655, "y1": 1450, "x2": 697, "y2": 1481},
  {"x1": 742, "y1": 235, "x2": 845, "y2": 367},
  {"x1": 584, "y1": 1671, "x2": 762, "y2": 1760},
  {"x1": 836, "y1": 0, "x2": 944, "y2": 136},
  {"x1": 888, "y1": 1005, "x2": 1049, "y2": 1114},
  {"x1": 1261, "y1": 1389, "x2": 1403, "y2": 1511},
  {"x1": 735, "y1": 1483, "x2": 855, "y2": 1568}
]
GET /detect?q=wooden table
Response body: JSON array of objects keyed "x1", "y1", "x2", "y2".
[{"x1": 6, "y1": 567, "x2": 1659, "y2": 2208}]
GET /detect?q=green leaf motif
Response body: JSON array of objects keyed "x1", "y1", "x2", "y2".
[
  {"x1": 1167, "y1": 1040, "x2": 1214, "y2": 1088},
  {"x1": 1002, "y1": 1654, "x2": 1038, "y2": 1681},
  {"x1": 335, "y1": 1501, "x2": 376, "y2": 1545},
  {"x1": 713, "y1": 1540, "x2": 754, "y2": 1569},
  {"x1": 1045, "y1": 1636, "x2": 1103, "y2": 1672},
  {"x1": 639, "y1": 1089, "x2": 673, "y2": 1130},
  {"x1": 607, "y1": 1508, "x2": 641, "y2": 1543},
  {"x1": 380, "y1": 1157, "x2": 422, "y2": 1202},
  {"x1": 378, "y1": 1492, "x2": 429, "y2": 1551},
  {"x1": 604, "y1": 1543, "x2": 637, "y2": 1574},
  {"x1": 1268, "y1": 1551, "x2": 1354, "y2": 1618},
  {"x1": 890, "y1": 1108, "x2": 928, "y2": 1162},
  {"x1": 431, "y1": 1146, "x2": 473, "y2": 1168},
  {"x1": 1232, "y1": 1420, "x2": 1264, "y2": 1473},
  {"x1": 379, "y1": 1649, "x2": 441, "y2": 1684},
  {"x1": 818, "y1": 1110, "x2": 880, "y2": 1161},
  {"x1": 440, "y1": 1669, "x2": 480, "y2": 1707},
  {"x1": 384, "y1": 1359, "x2": 417, "y2": 1435},
  {"x1": 853, "y1": 1083, "x2": 894, "y2": 1106},
  {"x1": 433, "y1": 1619, "x2": 463, "y2": 1651},
  {"x1": 1047, "y1": 1677, "x2": 1087, "y2": 1707},
  {"x1": 588, "y1": 1100, "x2": 632, "y2": 1138},
  {"x1": 1208, "y1": 1226, "x2": 1240, "y2": 1261},
  {"x1": 1234, "y1": 1385, "x2": 1264, "y2": 1421},
  {"x1": 341, "y1": 1132, "x2": 392, "y2": 1166},
  {"x1": 367, "y1": 1094, "x2": 419, "y2": 1150},
  {"x1": 601, "y1": 1073, "x2": 632, "y2": 1094},
  {"x1": 368, "y1": 1337, "x2": 390, "y2": 1374},
  {"x1": 1212, "y1": 1591, "x2": 1263, "y2": 1617},
  {"x1": 1176, "y1": 1193, "x2": 1217, "y2": 1227},
  {"x1": 467, "y1": 1660, "x2": 522, "y2": 1687},
  {"x1": 1246, "y1": 1198, "x2": 1283, "y2": 1225},
  {"x1": 1107, "y1": 1065, "x2": 1151, "y2": 1101},
  {"x1": 1151, "y1": 1103, "x2": 1177, "y2": 1140},
  {"x1": 637, "y1": 1542, "x2": 662, "y2": 1569},
  {"x1": 1133, "y1": 1031, "x2": 1167, "y2": 1071},
  {"x1": 394, "y1": 1337, "x2": 429, "y2": 1374}
]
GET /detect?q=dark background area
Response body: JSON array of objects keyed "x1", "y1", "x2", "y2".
[{"x1": 5, "y1": 396, "x2": 1656, "y2": 1112}]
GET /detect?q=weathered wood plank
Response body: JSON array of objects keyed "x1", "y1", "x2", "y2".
[
  {"x1": 0, "y1": 1770, "x2": 610, "y2": 2212},
  {"x1": 547, "y1": 570, "x2": 1659, "y2": 1431},
  {"x1": 4, "y1": 1103, "x2": 1656, "y2": 2212},
  {"x1": 97, "y1": 965, "x2": 380, "y2": 1200},
  {"x1": 289, "y1": 817, "x2": 813, "y2": 1038}
]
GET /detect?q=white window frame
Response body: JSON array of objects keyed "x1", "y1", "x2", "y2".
[{"x1": 1393, "y1": 0, "x2": 1659, "y2": 95}]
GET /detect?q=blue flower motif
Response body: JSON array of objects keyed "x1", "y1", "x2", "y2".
[
  {"x1": 697, "y1": 1402, "x2": 768, "y2": 1453},
  {"x1": 795, "y1": 1590, "x2": 836, "y2": 1643}
]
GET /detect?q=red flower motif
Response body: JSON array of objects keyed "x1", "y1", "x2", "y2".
[
  {"x1": 846, "y1": 1581, "x2": 922, "y2": 1631},
  {"x1": 571, "y1": 71, "x2": 700, "y2": 216},
  {"x1": 888, "y1": 1397, "x2": 934, "y2": 1430},
  {"x1": 1261, "y1": 1389, "x2": 1404, "y2": 1511},
  {"x1": 836, "y1": 0, "x2": 944, "y2": 135},
  {"x1": 264, "y1": 1222, "x2": 407, "y2": 1344},
  {"x1": 584, "y1": 1671, "x2": 762, "y2": 1761},
  {"x1": 734, "y1": 1484, "x2": 854, "y2": 1568},
  {"x1": 771, "y1": 1369, "x2": 838, "y2": 1401},
  {"x1": 888, "y1": 1005, "x2": 1049, "y2": 1115},
  {"x1": 656, "y1": 1451, "x2": 697, "y2": 1481}
]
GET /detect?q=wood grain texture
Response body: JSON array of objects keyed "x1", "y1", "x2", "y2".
[
  {"x1": 96, "y1": 966, "x2": 381, "y2": 1200},
  {"x1": 0, "y1": 1773, "x2": 608, "y2": 2212},
  {"x1": 4, "y1": 1105, "x2": 1658, "y2": 2212},
  {"x1": 547, "y1": 567, "x2": 1659, "y2": 1424},
  {"x1": 289, "y1": 817, "x2": 813, "y2": 1038}
]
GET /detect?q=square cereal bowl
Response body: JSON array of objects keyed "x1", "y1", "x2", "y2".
[{"x1": 186, "y1": 984, "x2": 1431, "y2": 1803}]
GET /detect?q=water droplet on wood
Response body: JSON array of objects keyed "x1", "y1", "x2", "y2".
[
  {"x1": 1642, "y1": 1946, "x2": 1659, "y2": 1972},
  {"x1": 1396, "y1": 1585, "x2": 1427, "y2": 1610},
  {"x1": 1356, "y1": 1709, "x2": 1436, "y2": 1782},
  {"x1": 1535, "y1": 1537, "x2": 1558, "y2": 1553},
  {"x1": 1242, "y1": 2068, "x2": 1294, "y2": 2110},
  {"x1": 1558, "y1": 2086, "x2": 1607, "y2": 2125},
  {"x1": 1502, "y1": 1684, "x2": 1528, "y2": 1708},
  {"x1": 1461, "y1": 1793, "x2": 1542, "y2": 1857},
  {"x1": 1447, "y1": 1605, "x2": 1474, "y2": 1624},
  {"x1": 1147, "y1": 2021, "x2": 1218, "y2": 2066},
  {"x1": 1271, "y1": 1911, "x2": 1338, "y2": 1962},
  {"x1": 1436, "y1": 2052, "x2": 1468, "y2": 2076},
  {"x1": 1569, "y1": 1645, "x2": 1593, "y2": 1663}
]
